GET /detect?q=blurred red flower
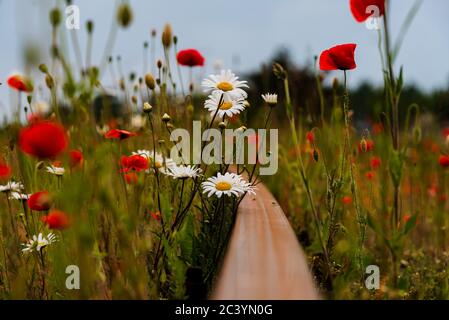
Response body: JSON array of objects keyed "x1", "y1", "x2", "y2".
[
  {"x1": 370, "y1": 156, "x2": 381, "y2": 169},
  {"x1": 124, "y1": 172, "x2": 138, "y2": 184},
  {"x1": 150, "y1": 211, "x2": 161, "y2": 221},
  {"x1": 319, "y1": 44, "x2": 357, "y2": 71},
  {"x1": 19, "y1": 121, "x2": 68, "y2": 159},
  {"x1": 350, "y1": 0, "x2": 385, "y2": 23},
  {"x1": 28, "y1": 191, "x2": 51, "y2": 211},
  {"x1": 121, "y1": 155, "x2": 149, "y2": 172},
  {"x1": 176, "y1": 49, "x2": 205, "y2": 67},
  {"x1": 342, "y1": 196, "x2": 352, "y2": 205},
  {"x1": 365, "y1": 171, "x2": 376, "y2": 180},
  {"x1": 42, "y1": 210, "x2": 70, "y2": 230},
  {"x1": 7, "y1": 74, "x2": 33, "y2": 92},
  {"x1": 104, "y1": 129, "x2": 136, "y2": 140},
  {"x1": 442, "y1": 128, "x2": 449, "y2": 139},
  {"x1": 372, "y1": 123, "x2": 384, "y2": 135},
  {"x1": 306, "y1": 131, "x2": 315, "y2": 144},
  {"x1": 0, "y1": 161, "x2": 12, "y2": 180},
  {"x1": 69, "y1": 150, "x2": 84, "y2": 168},
  {"x1": 358, "y1": 139, "x2": 374, "y2": 153},
  {"x1": 439, "y1": 155, "x2": 449, "y2": 168}
]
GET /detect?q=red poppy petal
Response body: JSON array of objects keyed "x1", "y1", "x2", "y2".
[{"x1": 319, "y1": 50, "x2": 338, "y2": 70}]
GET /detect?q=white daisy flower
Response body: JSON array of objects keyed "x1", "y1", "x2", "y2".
[
  {"x1": 202, "y1": 172, "x2": 255, "y2": 198},
  {"x1": 131, "y1": 150, "x2": 176, "y2": 172},
  {"x1": 0, "y1": 181, "x2": 24, "y2": 193},
  {"x1": 166, "y1": 165, "x2": 202, "y2": 179},
  {"x1": 9, "y1": 192, "x2": 30, "y2": 200},
  {"x1": 204, "y1": 90, "x2": 245, "y2": 118},
  {"x1": 261, "y1": 93, "x2": 278, "y2": 106},
  {"x1": 46, "y1": 165, "x2": 65, "y2": 176},
  {"x1": 21, "y1": 233, "x2": 57, "y2": 253},
  {"x1": 201, "y1": 69, "x2": 248, "y2": 100}
]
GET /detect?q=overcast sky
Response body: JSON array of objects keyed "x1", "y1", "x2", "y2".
[{"x1": 0, "y1": 0, "x2": 448, "y2": 117}]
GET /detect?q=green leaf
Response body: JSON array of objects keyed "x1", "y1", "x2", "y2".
[
  {"x1": 403, "y1": 215, "x2": 417, "y2": 235},
  {"x1": 389, "y1": 150, "x2": 404, "y2": 188}
]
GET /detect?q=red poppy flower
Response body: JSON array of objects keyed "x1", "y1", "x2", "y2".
[
  {"x1": 439, "y1": 155, "x2": 449, "y2": 168},
  {"x1": 150, "y1": 211, "x2": 161, "y2": 221},
  {"x1": 0, "y1": 161, "x2": 12, "y2": 180},
  {"x1": 372, "y1": 123, "x2": 384, "y2": 135},
  {"x1": 69, "y1": 150, "x2": 84, "y2": 168},
  {"x1": 27, "y1": 191, "x2": 51, "y2": 211},
  {"x1": 41, "y1": 210, "x2": 70, "y2": 230},
  {"x1": 358, "y1": 139, "x2": 374, "y2": 153},
  {"x1": 306, "y1": 131, "x2": 315, "y2": 144},
  {"x1": 350, "y1": 0, "x2": 385, "y2": 23},
  {"x1": 176, "y1": 49, "x2": 205, "y2": 67},
  {"x1": 342, "y1": 196, "x2": 352, "y2": 205},
  {"x1": 104, "y1": 129, "x2": 137, "y2": 140},
  {"x1": 442, "y1": 128, "x2": 449, "y2": 139},
  {"x1": 319, "y1": 44, "x2": 357, "y2": 71},
  {"x1": 19, "y1": 121, "x2": 68, "y2": 159},
  {"x1": 428, "y1": 185, "x2": 438, "y2": 198},
  {"x1": 365, "y1": 171, "x2": 375, "y2": 180},
  {"x1": 121, "y1": 155, "x2": 149, "y2": 172},
  {"x1": 402, "y1": 214, "x2": 411, "y2": 224},
  {"x1": 7, "y1": 74, "x2": 33, "y2": 92},
  {"x1": 124, "y1": 172, "x2": 138, "y2": 184},
  {"x1": 370, "y1": 156, "x2": 381, "y2": 169}
]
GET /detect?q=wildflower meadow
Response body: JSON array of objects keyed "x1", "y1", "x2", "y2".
[{"x1": 1, "y1": 0, "x2": 449, "y2": 303}]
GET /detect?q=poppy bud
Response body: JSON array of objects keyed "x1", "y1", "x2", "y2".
[
  {"x1": 360, "y1": 138, "x2": 368, "y2": 153},
  {"x1": 145, "y1": 73, "x2": 155, "y2": 90},
  {"x1": 86, "y1": 20, "x2": 94, "y2": 34},
  {"x1": 119, "y1": 78, "x2": 126, "y2": 91},
  {"x1": 189, "y1": 83, "x2": 194, "y2": 93},
  {"x1": 157, "y1": 60, "x2": 163, "y2": 69},
  {"x1": 117, "y1": 3, "x2": 133, "y2": 28},
  {"x1": 49, "y1": 8, "x2": 62, "y2": 27},
  {"x1": 162, "y1": 113, "x2": 171, "y2": 122},
  {"x1": 151, "y1": 29, "x2": 157, "y2": 37},
  {"x1": 131, "y1": 95, "x2": 138, "y2": 104},
  {"x1": 413, "y1": 127, "x2": 422, "y2": 145},
  {"x1": 45, "y1": 74, "x2": 54, "y2": 89},
  {"x1": 173, "y1": 35, "x2": 178, "y2": 45},
  {"x1": 143, "y1": 41, "x2": 148, "y2": 49},
  {"x1": 272, "y1": 62, "x2": 287, "y2": 80},
  {"x1": 313, "y1": 149, "x2": 319, "y2": 162},
  {"x1": 39, "y1": 64, "x2": 49, "y2": 74},
  {"x1": 27, "y1": 95, "x2": 32, "y2": 105},
  {"x1": 186, "y1": 104, "x2": 194, "y2": 116},
  {"x1": 218, "y1": 122, "x2": 226, "y2": 129},
  {"x1": 143, "y1": 102, "x2": 153, "y2": 113},
  {"x1": 162, "y1": 24, "x2": 173, "y2": 48}
]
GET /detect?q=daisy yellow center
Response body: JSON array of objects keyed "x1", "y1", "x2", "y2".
[
  {"x1": 215, "y1": 181, "x2": 232, "y2": 191},
  {"x1": 219, "y1": 102, "x2": 233, "y2": 110},
  {"x1": 217, "y1": 81, "x2": 233, "y2": 92}
]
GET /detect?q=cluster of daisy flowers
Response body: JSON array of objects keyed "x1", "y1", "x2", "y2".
[
  {"x1": 109, "y1": 69, "x2": 259, "y2": 199},
  {"x1": 120, "y1": 149, "x2": 255, "y2": 198}
]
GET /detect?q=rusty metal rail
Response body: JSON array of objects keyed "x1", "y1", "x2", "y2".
[{"x1": 211, "y1": 182, "x2": 320, "y2": 299}]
